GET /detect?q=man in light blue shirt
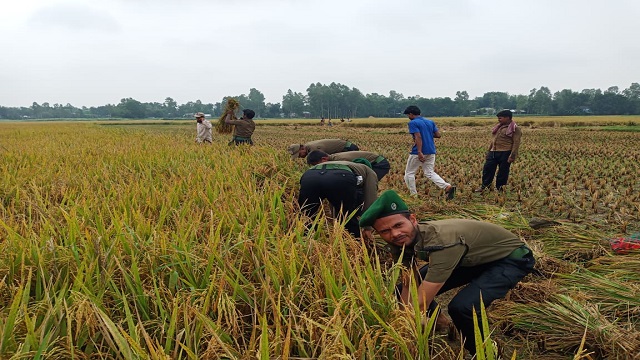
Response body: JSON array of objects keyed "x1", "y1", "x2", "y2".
[{"x1": 403, "y1": 105, "x2": 455, "y2": 199}]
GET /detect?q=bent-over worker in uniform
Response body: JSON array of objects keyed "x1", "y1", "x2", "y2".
[
  {"x1": 288, "y1": 139, "x2": 359, "y2": 160},
  {"x1": 298, "y1": 160, "x2": 377, "y2": 237},
  {"x1": 359, "y1": 190, "x2": 535, "y2": 355}
]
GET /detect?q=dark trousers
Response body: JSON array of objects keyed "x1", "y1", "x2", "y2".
[
  {"x1": 298, "y1": 169, "x2": 362, "y2": 236},
  {"x1": 399, "y1": 251, "x2": 535, "y2": 353},
  {"x1": 372, "y1": 159, "x2": 391, "y2": 181},
  {"x1": 481, "y1": 151, "x2": 512, "y2": 190},
  {"x1": 229, "y1": 137, "x2": 253, "y2": 146}
]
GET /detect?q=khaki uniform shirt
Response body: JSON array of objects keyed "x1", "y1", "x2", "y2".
[
  {"x1": 196, "y1": 120, "x2": 213, "y2": 143},
  {"x1": 227, "y1": 119, "x2": 256, "y2": 138},
  {"x1": 304, "y1": 139, "x2": 350, "y2": 154},
  {"x1": 328, "y1": 151, "x2": 384, "y2": 163},
  {"x1": 390, "y1": 219, "x2": 523, "y2": 283},
  {"x1": 489, "y1": 124, "x2": 522, "y2": 159},
  {"x1": 324, "y1": 160, "x2": 378, "y2": 211}
]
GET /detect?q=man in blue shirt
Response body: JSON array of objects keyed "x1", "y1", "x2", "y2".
[{"x1": 403, "y1": 105, "x2": 455, "y2": 199}]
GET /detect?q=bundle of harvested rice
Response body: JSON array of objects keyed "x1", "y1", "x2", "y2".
[
  {"x1": 216, "y1": 98, "x2": 240, "y2": 134},
  {"x1": 500, "y1": 294, "x2": 640, "y2": 357}
]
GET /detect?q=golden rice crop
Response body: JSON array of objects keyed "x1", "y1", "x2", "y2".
[{"x1": 0, "y1": 120, "x2": 638, "y2": 359}]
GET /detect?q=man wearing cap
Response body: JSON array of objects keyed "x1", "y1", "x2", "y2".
[
  {"x1": 288, "y1": 139, "x2": 359, "y2": 160},
  {"x1": 225, "y1": 109, "x2": 256, "y2": 145},
  {"x1": 195, "y1": 112, "x2": 212, "y2": 144},
  {"x1": 403, "y1": 105, "x2": 455, "y2": 200},
  {"x1": 359, "y1": 190, "x2": 535, "y2": 355},
  {"x1": 298, "y1": 158, "x2": 378, "y2": 237},
  {"x1": 306, "y1": 150, "x2": 391, "y2": 181}
]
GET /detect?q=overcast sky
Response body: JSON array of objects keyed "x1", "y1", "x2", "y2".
[{"x1": 1, "y1": 0, "x2": 639, "y2": 107}]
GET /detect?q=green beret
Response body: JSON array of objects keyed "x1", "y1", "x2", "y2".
[
  {"x1": 359, "y1": 190, "x2": 409, "y2": 227},
  {"x1": 352, "y1": 157, "x2": 372, "y2": 169}
]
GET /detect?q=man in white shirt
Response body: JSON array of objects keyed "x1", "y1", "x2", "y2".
[{"x1": 194, "y1": 112, "x2": 212, "y2": 144}]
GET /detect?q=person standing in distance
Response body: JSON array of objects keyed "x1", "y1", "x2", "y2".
[
  {"x1": 403, "y1": 105, "x2": 455, "y2": 200},
  {"x1": 195, "y1": 112, "x2": 212, "y2": 144},
  {"x1": 475, "y1": 110, "x2": 522, "y2": 192},
  {"x1": 225, "y1": 109, "x2": 256, "y2": 145}
]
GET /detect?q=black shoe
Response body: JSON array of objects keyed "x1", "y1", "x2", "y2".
[{"x1": 445, "y1": 186, "x2": 456, "y2": 200}]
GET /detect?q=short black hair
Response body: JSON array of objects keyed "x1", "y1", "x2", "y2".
[
  {"x1": 496, "y1": 110, "x2": 513, "y2": 119},
  {"x1": 243, "y1": 109, "x2": 255, "y2": 119},
  {"x1": 403, "y1": 105, "x2": 421, "y2": 115},
  {"x1": 306, "y1": 150, "x2": 329, "y2": 165}
]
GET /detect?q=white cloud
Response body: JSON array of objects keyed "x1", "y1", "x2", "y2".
[
  {"x1": 28, "y1": 3, "x2": 121, "y2": 32},
  {"x1": 1, "y1": 0, "x2": 639, "y2": 106}
]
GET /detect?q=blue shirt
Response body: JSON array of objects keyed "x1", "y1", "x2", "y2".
[{"x1": 408, "y1": 116, "x2": 438, "y2": 155}]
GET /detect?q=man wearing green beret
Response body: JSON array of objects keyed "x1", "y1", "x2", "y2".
[
  {"x1": 298, "y1": 156, "x2": 378, "y2": 237},
  {"x1": 306, "y1": 150, "x2": 391, "y2": 181},
  {"x1": 287, "y1": 139, "x2": 359, "y2": 160},
  {"x1": 359, "y1": 190, "x2": 535, "y2": 355}
]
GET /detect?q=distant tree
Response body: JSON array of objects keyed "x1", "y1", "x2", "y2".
[
  {"x1": 553, "y1": 89, "x2": 585, "y2": 115},
  {"x1": 306, "y1": 82, "x2": 330, "y2": 118},
  {"x1": 246, "y1": 88, "x2": 266, "y2": 118},
  {"x1": 478, "y1": 92, "x2": 512, "y2": 111},
  {"x1": 528, "y1": 87, "x2": 553, "y2": 115},
  {"x1": 91, "y1": 105, "x2": 115, "y2": 118},
  {"x1": 264, "y1": 102, "x2": 282, "y2": 118},
  {"x1": 117, "y1": 98, "x2": 146, "y2": 119},
  {"x1": 163, "y1": 97, "x2": 178, "y2": 118},
  {"x1": 145, "y1": 102, "x2": 165, "y2": 118},
  {"x1": 345, "y1": 87, "x2": 364, "y2": 118},
  {"x1": 5, "y1": 82, "x2": 640, "y2": 119},
  {"x1": 622, "y1": 82, "x2": 640, "y2": 113},
  {"x1": 454, "y1": 90, "x2": 470, "y2": 116},
  {"x1": 605, "y1": 86, "x2": 619, "y2": 95},
  {"x1": 282, "y1": 89, "x2": 306, "y2": 117},
  {"x1": 622, "y1": 82, "x2": 640, "y2": 99},
  {"x1": 362, "y1": 93, "x2": 391, "y2": 117},
  {"x1": 592, "y1": 91, "x2": 632, "y2": 115},
  {"x1": 31, "y1": 102, "x2": 42, "y2": 118}
]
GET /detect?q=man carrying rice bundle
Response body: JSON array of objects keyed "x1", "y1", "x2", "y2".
[{"x1": 224, "y1": 108, "x2": 256, "y2": 146}]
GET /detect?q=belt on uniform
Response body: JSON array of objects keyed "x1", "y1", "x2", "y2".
[
  {"x1": 311, "y1": 163, "x2": 352, "y2": 172},
  {"x1": 507, "y1": 245, "x2": 531, "y2": 259},
  {"x1": 373, "y1": 155, "x2": 385, "y2": 164},
  {"x1": 233, "y1": 136, "x2": 251, "y2": 141}
]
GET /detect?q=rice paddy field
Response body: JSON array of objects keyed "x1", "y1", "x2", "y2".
[{"x1": 0, "y1": 116, "x2": 639, "y2": 359}]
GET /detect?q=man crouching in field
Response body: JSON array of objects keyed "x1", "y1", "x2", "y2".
[{"x1": 359, "y1": 190, "x2": 535, "y2": 356}]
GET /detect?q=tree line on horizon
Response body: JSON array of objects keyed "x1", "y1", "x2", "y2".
[{"x1": 2, "y1": 82, "x2": 639, "y2": 120}]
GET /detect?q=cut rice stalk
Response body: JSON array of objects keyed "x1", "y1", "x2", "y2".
[{"x1": 216, "y1": 98, "x2": 240, "y2": 134}]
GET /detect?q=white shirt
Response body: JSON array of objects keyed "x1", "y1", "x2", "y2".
[{"x1": 196, "y1": 119, "x2": 213, "y2": 143}]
